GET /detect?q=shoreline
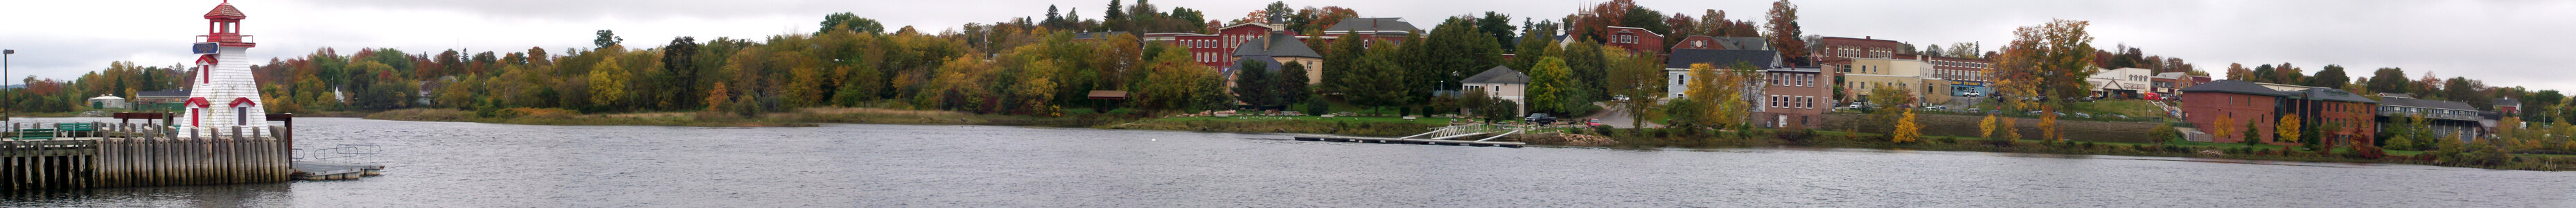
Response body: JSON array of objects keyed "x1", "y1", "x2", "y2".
[{"x1": 281, "y1": 107, "x2": 2576, "y2": 171}]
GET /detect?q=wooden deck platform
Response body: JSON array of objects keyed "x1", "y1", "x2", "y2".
[{"x1": 1282, "y1": 136, "x2": 1526, "y2": 148}]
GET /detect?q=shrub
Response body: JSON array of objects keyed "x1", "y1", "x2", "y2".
[{"x1": 1935, "y1": 136, "x2": 1958, "y2": 144}]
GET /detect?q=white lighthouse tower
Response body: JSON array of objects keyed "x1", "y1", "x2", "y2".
[{"x1": 183, "y1": 1, "x2": 268, "y2": 135}]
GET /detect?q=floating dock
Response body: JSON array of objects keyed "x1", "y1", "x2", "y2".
[
  {"x1": 1283, "y1": 136, "x2": 1526, "y2": 148},
  {"x1": 291, "y1": 162, "x2": 384, "y2": 180}
]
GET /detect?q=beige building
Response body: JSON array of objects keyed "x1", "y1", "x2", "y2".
[{"x1": 1835, "y1": 56, "x2": 1939, "y2": 105}]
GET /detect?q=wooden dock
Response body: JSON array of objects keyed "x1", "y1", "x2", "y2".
[
  {"x1": 3, "y1": 122, "x2": 306, "y2": 191},
  {"x1": 1284, "y1": 136, "x2": 1526, "y2": 148}
]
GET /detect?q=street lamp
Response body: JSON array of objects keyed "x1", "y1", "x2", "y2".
[{"x1": 3, "y1": 49, "x2": 12, "y2": 125}]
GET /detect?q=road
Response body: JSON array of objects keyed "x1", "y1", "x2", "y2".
[{"x1": 1589, "y1": 103, "x2": 1661, "y2": 128}]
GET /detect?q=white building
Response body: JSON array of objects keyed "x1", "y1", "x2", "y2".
[
  {"x1": 2087, "y1": 67, "x2": 2153, "y2": 98},
  {"x1": 182, "y1": 2, "x2": 271, "y2": 135},
  {"x1": 1460, "y1": 66, "x2": 1529, "y2": 116}
]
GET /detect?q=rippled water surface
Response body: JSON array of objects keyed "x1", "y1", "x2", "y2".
[{"x1": 5, "y1": 117, "x2": 2574, "y2": 207}]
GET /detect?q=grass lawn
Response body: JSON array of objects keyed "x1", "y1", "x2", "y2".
[{"x1": 2065, "y1": 100, "x2": 2171, "y2": 118}]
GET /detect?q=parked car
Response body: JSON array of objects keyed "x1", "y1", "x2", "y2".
[
  {"x1": 1526, "y1": 113, "x2": 1557, "y2": 125},
  {"x1": 1585, "y1": 119, "x2": 1603, "y2": 127}
]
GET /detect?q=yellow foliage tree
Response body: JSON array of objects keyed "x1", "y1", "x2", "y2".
[
  {"x1": 1682, "y1": 62, "x2": 1756, "y2": 128},
  {"x1": 588, "y1": 55, "x2": 628, "y2": 107},
  {"x1": 2212, "y1": 113, "x2": 2234, "y2": 142},
  {"x1": 1894, "y1": 109, "x2": 1921, "y2": 143},
  {"x1": 2000, "y1": 114, "x2": 2021, "y2": 140},
  {"x1": 2277, "y1": 114, "x2": 2302, "y2": 144},
  {"x1": 1979, "y1": 114, "x2": 1998, "y2": 138},
  {"x1": 2040, "y1": 106, "x2": 2061, "y2": 141}
]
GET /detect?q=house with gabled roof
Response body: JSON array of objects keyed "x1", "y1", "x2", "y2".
[
  {"x1": 1461, "y1": 66, "x2": 1529, "y2": 115},
  {"x1": 1319, "y1": 17, "x2": 1416, "y2": 46}
]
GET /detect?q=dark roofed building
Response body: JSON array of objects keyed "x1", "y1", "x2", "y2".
[
  {"x1": 1664, "y1": 49, "x2": 1783, "y2": 69},
  {"x1": 2495, "y1": 97, "x2": 2523, "y2": 115},
  {"x1": 1321, "y1": 17, "x2": 1417, "y2": 46},
  {"x1": 1461, "y1": 66, "x2": 1529, "y2": 115},
  {"x1": 2178, "y1": 80, "x2": 2287, "y2": 144},
  {"x1": 1224, "y1": 31, "x2": 1325, "y2": 96},
  {"x1": 2379, "y1": 96, "x2": 2488, "y2": 141}
]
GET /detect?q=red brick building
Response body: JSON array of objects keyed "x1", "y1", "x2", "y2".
[
  {"x1": 2179, "y1": 80, "x2": 2283, "y2": 144},
  {"x1": 1817, "y1": 36, "x2": 1906, "y2": 75},
  {"x1": 2283, "y1": 88, "x2": 2379, "y2": 147},
  {"x1": 1760, "y1": 67, "x2": 1833, "y2": 129},
  {"x1": 1143, "y1": 33, "x2": 1226, "y2": 68},
  {"x1": 1602, "y1": 26, "x2": 1664, "y2": 55},
  {"x1": 1925, "y1": 55, "x2": 1993, "y2": 96}
]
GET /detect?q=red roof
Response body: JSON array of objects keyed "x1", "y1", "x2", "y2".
[{"x1": 205, "y1": 3, "x2": 246, "y2": 19}]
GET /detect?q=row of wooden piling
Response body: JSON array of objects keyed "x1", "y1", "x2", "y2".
[{"x1": 3, "y1": 122, "x2": 292, "y2": 191}]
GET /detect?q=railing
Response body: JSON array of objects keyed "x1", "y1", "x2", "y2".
[{"x1": 194, "y1": 35, "x2": 256, "y2": 44}]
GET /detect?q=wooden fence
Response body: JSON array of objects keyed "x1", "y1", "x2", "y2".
[{"x1": 3, "y1": 123, "x2": 291, "y2": 191}]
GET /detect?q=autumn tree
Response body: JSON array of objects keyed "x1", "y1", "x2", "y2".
[
  {"x1": 2278, "y1": 114, "x2": 2302, "y2": 144},
  {"x1": 1894, "y1": 109, "x2": 1921, "y2": 143},
  {"x1": 1674, "y1": 62, "x2": 1757, "y2": 128},
  {"x1": 1765, "y1": 0, "x2": 1809, "y2": 64},
  {"x1": 1979, "y1": 114, "x2": 2000, "y2": 138},
  {"x1": 1993, "y1": 19, "x2": 2097, "y2": 110},
  {"x1": 1605, "y1": 43, "x2": 1668, "y2": 128},
  {"x1": 2212, "y1": 113, "x2": 2235, "y2": 142}
]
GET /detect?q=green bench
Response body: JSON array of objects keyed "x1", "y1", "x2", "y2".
[
  {"x1": 13, "y1": 128, "x2": 55, "y2": 140},
  {"x1": 55, "y1": 123, "x2": 95, "y2": 137}
]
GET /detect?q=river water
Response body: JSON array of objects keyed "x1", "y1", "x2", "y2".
[{"x1": 3, "y1": 117, "x2": 2572, "y2": 207}]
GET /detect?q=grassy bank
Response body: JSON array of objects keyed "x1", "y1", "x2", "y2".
[
  {"x1": 1104, "y1": 116, "x2": 1458, "y2": 137},
  {"x1": 365, "y1": 108, "x2": 814, "y2": 127},
  {"x1": 1523, "y1": 126, "x2": 2575, "y2": 171}
]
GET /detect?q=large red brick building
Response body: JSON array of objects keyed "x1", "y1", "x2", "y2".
[
  {"x1": 1142, "y1": 33, "x2": 1225, "y2": 68},
  {"x1": 2282, "y1": 87, "x2": 2379, "y2": 147},
  {"x1": 2179, "y1": 80, "x2": 2380, "y2": 147},
  {"x1": 2179, "y1": 80, "x2": 2284, "y2": 144},
  {"x1": 1602, "y1": 26, "x2": 1664, "y2": 55}
]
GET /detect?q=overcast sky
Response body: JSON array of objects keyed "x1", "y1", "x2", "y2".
[{"x1": 4, "y1": 0, "x2": 2571, "y2": 91}]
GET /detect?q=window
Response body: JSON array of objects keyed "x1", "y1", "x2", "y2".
[{"x1": 237, "y1": 107, "x2": 249, "y2": 125}]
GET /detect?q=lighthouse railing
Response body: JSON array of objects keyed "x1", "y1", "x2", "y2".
[{"x1": 193, "y1": 35, "x2": 253, "y2": 44}]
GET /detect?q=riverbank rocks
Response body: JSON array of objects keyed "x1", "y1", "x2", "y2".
[{"x1": 1514, "y1": 133, "x2": 1617, "y2": 146}]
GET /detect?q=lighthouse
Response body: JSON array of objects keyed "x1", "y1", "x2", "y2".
[{"x1": 184, "y1": 1, "x2": 268, "y2": 134}]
